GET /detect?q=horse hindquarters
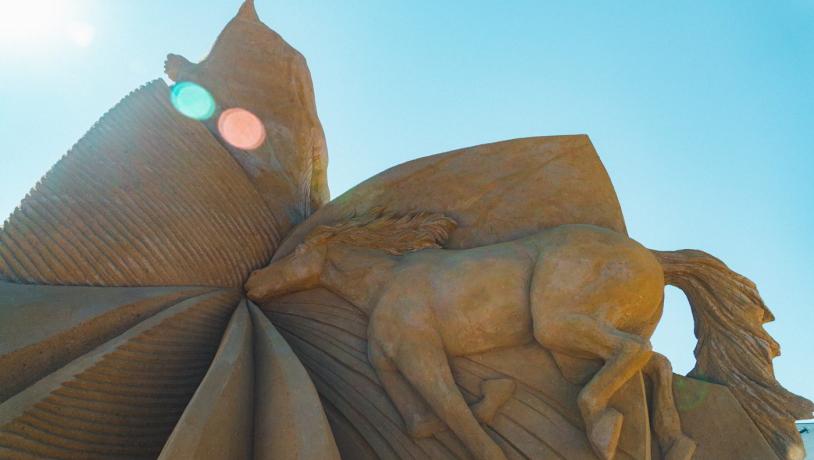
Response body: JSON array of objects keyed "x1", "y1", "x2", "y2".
[{"x1": 529, "y1": 227, "x2": 664, "y2": 459}]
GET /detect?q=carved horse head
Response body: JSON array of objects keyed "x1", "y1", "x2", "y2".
[
  {"x1": 244, "y1": 235, "x2": 330, "y2": 301},
  {"x1": 245, "y1": 210, "x2": 457, "y2": 302}
]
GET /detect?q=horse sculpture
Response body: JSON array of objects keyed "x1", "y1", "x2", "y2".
[{"x1": 246, "y1": 210, "x2": 809, "y2": 460}]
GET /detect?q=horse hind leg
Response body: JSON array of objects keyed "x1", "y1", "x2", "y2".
[
  {"x1": 534, "y1": 313, "x2": 653, "y2": 460},
  {"x1": 643, "y1": 352, "x2": 696, "y2": 460},
  {"x1": 390, "y1": 332, "x2": 508, "y2": 460}
]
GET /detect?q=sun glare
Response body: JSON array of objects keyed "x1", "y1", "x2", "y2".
[
  {"x1": 0, "y1": 0, "x2": 95, "y2": 50},
  {"x1": 66, "y1": 20, "x2": 95, "y2": 47}
]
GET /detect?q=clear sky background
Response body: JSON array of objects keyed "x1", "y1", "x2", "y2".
[{"x1": 0, "y1": 0, "x2": 811, "y2": 418}]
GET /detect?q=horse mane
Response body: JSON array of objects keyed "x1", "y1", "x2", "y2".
[{"x1": 304, "y1": 209, "x2": 457, "y2": 255}]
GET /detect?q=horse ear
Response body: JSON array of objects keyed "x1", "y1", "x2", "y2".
[
  {"x1": 440, "y1": 216, "x2": 458, "y2": 233},
  {"x1": 429, "y1": 215, "x2": 458, "y2": 245}
]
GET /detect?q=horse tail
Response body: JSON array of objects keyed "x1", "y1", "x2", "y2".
[{"x1": 651, "y1": 249, "x2": 813, "y2": 460}]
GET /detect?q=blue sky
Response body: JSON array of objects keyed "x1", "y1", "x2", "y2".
[{"x1": 0, "y1": 1, "x2": 811, "y2": 417}]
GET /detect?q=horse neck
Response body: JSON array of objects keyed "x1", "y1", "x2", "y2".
[{"x1": 320, "y1": 244, "x2": 398, "y2": 315}]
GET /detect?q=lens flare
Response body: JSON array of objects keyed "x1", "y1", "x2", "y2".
[
  {"x1": 66, "y1": 21, "x2": 95, "y2": 47},
  {"x1": 217, "y1": 108, "x2": 266, "y2": 150},
  {"x1": 674, "y1": 376, "x2": 711, "y2": 411},
  {"x1": 170, "y1": 82, "x2": 216, "y2": 120}
]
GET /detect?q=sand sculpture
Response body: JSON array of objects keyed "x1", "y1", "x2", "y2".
[{"x1": 0, "y1": 1, "x2": 811, "y2": 459}]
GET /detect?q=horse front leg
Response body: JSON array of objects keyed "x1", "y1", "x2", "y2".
[
  {"x1": 642, "y1": 352, "x2": 696, "y2": 460},
  {"x1": 368, "y1": 310, "x2": 506, "y2": 460},
  {"x1": 368, "y1": 340, "x2": 446, "y2": 438},
  {"x1": 395, "y1": 340, "x2": 507, "y2": 460},
  {"x1": 534, "y1": 313, "x2": 653, "y2": 460}
]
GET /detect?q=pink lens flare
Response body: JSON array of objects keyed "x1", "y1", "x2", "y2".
[{"x1": 217, "y1": 108, "x2": 266, "y2": 150}]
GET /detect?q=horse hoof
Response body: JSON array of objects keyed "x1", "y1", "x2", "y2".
[
  {"x1": 473, "y1": 378, "x2": 516, "y2": 423},
  {"x1": 665, "y1": 435, "x2": 696, "y2": 460},
  {"x1": 406, "y1": 415, "x2": 447, "y2": 438},
  {"x1": 589, "y1": 408, "x2": 623, "y2": 460}
]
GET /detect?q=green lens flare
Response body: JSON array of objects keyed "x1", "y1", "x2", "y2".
[
  {"x1": 674, "y1": 376, "x2": 711, "y2": 411},
  {"x1": 170, "y1": 82, "x2": 216, "y2": 120}
]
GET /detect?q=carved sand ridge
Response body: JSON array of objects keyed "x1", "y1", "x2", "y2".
[
  {"x1": 248, "y1": 302, "x2": 341, "y2": 460},
  {"x1": 0, "y1": 290, "x2": 240, "y2": 459},
  {"x1": 159, "y1": 302, "x2": 254, "y2": 459},
  {"x1": 0, "y1": 282, "x2": 214, "y2": 403},
  {"x1": 157, "y1": 300, "x2": 340, "y2": 460},
  {"x1": 0, "y1": 80, "x2": 279, "y2": 288}
]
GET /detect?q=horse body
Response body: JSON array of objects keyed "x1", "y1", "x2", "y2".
[
  {"x1": 247, "y1": 210, "x2": 808, "y2": 460},
  {"x1": 376, "y1": 240, "x2": 536, "y2": 357},
  {"x1": 372, "y1": 225, "x2": 662, "y2": 360},
  {"x1": 247, "y1": 220, "x2": 677, "y2": 460}
]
